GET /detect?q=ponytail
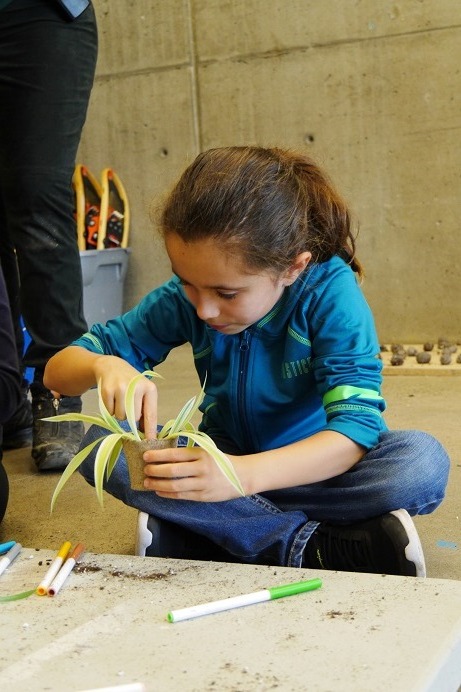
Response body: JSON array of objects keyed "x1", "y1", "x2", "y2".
[{"x1": 160, "y1": 146, "x2": 364, "y2": 278}]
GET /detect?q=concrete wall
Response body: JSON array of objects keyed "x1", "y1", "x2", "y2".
[{"x1": 78, "y1": 0, "x2": 461, "y2": 343}]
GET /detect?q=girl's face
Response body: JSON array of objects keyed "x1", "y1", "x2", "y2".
[{"x1": 165, "y1": 233, "x2": 310, "y2": 335}]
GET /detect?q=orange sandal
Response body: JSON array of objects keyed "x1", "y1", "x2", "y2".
[
  {"x1": 98, "y1": 168, "x2": 130, "y2": 250},
  {"x1": 72, "y1": 164, "x2": 102, "y2": 251}
]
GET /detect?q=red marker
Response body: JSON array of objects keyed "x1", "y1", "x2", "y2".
[{"x1": 48, "y1": 543, "x2": 85, "y2": 596}]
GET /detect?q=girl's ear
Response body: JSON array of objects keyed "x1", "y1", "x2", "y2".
[{"x1": 282, "y1": 251, "x2": 312, "y2": 285}]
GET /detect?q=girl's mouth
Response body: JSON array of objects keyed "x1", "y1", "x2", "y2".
[{"x1": 208, "y1": 323, "x2": 231, "y2": 332}]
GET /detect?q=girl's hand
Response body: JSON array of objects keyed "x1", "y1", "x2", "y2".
[
  {"x1": 93, "y1": 355, "x2": 159, "y2": 439},
  {"x1": 142, "y1": 446, "x2": 244, "y2": 502}
]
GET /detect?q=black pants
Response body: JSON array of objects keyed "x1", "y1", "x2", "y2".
[
  {"x1": 0, "y1": 0, "x2": 97, "y2": 378},
  {"x1": 0, "y1": 453, "x2": 8, "y2": 524}
]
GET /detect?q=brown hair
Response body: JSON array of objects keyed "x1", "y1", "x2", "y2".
[{"x1": 159, "y1": 146, "x2": 362, "y2": 277}]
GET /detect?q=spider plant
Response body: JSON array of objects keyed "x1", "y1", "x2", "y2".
[{"x1": 46, "y1": 371, "x2": 244, "y2": 511}]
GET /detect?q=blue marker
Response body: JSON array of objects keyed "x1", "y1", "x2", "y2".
[
  {"x1": 0, "y1": 541, "x2": 16, "y2": 555},
  {"x1": 0, "y1": 542, "x2": 21, "y2": 576}
]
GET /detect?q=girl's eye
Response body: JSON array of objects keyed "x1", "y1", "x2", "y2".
[{"x1": 217, "y1": 291, "x2": 237, "y2": 300}]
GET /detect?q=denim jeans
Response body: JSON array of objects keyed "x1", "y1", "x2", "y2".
[
  {"x1": 0, "y1": 0, "x2": 97, "y2": 373},
  {"x1": 79, "y1": 425, "x2": 450, "y2": 567}
]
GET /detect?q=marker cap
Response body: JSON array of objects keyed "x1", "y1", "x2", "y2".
[{"x1": 268, "y1": 578, "x2": 322, "y2": 600}]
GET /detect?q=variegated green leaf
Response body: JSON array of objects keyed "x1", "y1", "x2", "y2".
[
  {"x1": 141, "y1": 369, "x2": 163, "y2": 381},
  {"x1": 0, "y1": 589, "x2": 36, "y2": 602},
  {"x1": 158, "y1": 378, "x2": 205, "y2": 437},
  {"x1": 157, "y1": 418, "x2": 175, "y2": 438},
  {"x1": 166, "y1": 395, "x2": 197, "y2": 434},
  {"x1": 124, "y1": 370, "x2": 163, "y2": 439},
  {"x1": 51, "y1": 437, "x2": 105, "y2": 512},
  {"x1": 182, "y1": 385, "x2": 205, "y2": 424},
  {"x1": 42, "y1": 412, "x2": 115, "y2": 432},
  {"x1": 124, "y1": 374, "x2": 145, "y2": 440},
  {"x1": 105, "y1": 437, "x2": 124, "y2": 480},
  {"x1": 94, "y1": 434, "x2": 122, "y2": 506}
]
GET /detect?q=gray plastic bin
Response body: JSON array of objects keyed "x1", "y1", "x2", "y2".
[{"x1": 80, "y1": 248, "x2": 131, "y2": 327}]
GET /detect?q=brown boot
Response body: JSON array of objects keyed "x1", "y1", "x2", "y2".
[{"x1": 31, "y1": 383, "x2": 84, "y2": 471}]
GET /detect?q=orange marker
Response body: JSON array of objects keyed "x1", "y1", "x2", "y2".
[
  {"x1": 36, "y1": 541, "x2": 72, "y2": 595},
  {"x1": 47, "y1": 543, "x2": 85, "y2": 596}
]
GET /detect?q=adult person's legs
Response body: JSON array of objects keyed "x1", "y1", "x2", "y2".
[
  {"x1": 0, "y1": 262, "x2": 22, "y2": 522},
  {"x1": 0, "y1": 0, "x2": 98, "y2": 469},
  {"x1": 0, "y1": 440, "x2": 9, "y2": 524},
  {"x1": 0, "y1": 220, "x2": 31, "y2": 449}
]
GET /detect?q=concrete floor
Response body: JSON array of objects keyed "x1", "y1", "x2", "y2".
[{"x1": 1, "y1": 345, "x2": 460, "y2": 581}]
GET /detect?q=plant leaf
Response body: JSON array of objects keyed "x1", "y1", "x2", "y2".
[
  {"x1": 166, "y1": 430, "x2": 245, "y2": 496},
  {"x1": 184, "y1": 383, "x2": 206, "y2": 422},
  {"x1": 180, "y1": 422, "x2": 196, "y2": 447},
  {"x1": 41, "y1": 412, "x2": 117, "y2": 432},
  {"x1": 157, "y1": 418, "x2": 174, "y2": 438},
  {"x1": 171, "y1": 396, "x2": 198, "y2": 434},
  {"x1": 94, "y1": 434, "x2": 124, "y2": 506},
  {"x1": 159, "y1": 393, "x2": 200, "y2": 436},
  {"x1": 177, "y1": 382, "x2": 206, "y2": 429},
  {"x1": 51, "y1": 437, "x2": 105, "y2": 512},
  {"x1": 0, "y1": 589, "x2": 36, "y2": 602},
  {"x1": 124, "y1": 370, "x2": 163, "y2": 439},
  {"x1": 158, "y1": 378, "x2": 206, "y2": 438},
  {"x1": 105, "y1": 437, "x2": 124, "y2": 480},
  {"x1": 124, "y1": 374, "x2": 146, "y2": 440},
  {"x1": 141, "y1": 369, "x2": 163, "y2": 381}
]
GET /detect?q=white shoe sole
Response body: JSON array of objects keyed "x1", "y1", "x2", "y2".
[
  {"x1": 135, "y1": 511, "x2": 152, "y2": 557},
  {"x1": 390, "y1": 509, "x2": 426, "y2": 577}
]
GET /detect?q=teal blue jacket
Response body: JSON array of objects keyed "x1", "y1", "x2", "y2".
[{"x1": 73, "y1": 256, "x2": 387, "y2": 453}]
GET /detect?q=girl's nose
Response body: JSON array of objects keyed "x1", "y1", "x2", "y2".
[{"x1": 195, "y1": 295, "x2": 220, "y2": 321}]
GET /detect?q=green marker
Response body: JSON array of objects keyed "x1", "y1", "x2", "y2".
[{"x1": 167, "y1": 577, "x2": 322, "y2": 623}]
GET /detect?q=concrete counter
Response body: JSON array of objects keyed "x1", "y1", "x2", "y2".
[{"x1": 1, "y1": 548, "x2": 460, "y2": 691}]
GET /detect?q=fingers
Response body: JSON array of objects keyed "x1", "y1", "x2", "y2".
[
  {"x1": 143, "y1": 451, "x2": 197, "y2": 480},
  {"x1": 101, "y1": 384, "x2": 130, "y2": 420},
  {"x1": 141, "y1": 387, "x2": 158, "y2": 440},
  {"x1": 143, "y1": 469, "x2": 211, "y2": 501},
  {"x1": 94, "y1": 359, "x2": 159, "y2": 430},
  {"x1": 143, "y1": 448, "x2": 203, "y2": 487},
  {"x1": 142, "y1": 461, "x2": 240, "y2": 502},
  {"x1": 142, "y1": 447, "x2": 227, "y2": 501}
]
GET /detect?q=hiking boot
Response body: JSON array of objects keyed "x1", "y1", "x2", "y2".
[
  {"x1": 30, "y1": 383, "x2": 84, "y2": 471},
  {"x1": 303, "y1": 509, "x2": 426, "y2": 577},
  {"x1": 2, "y1": 389, "x2": 33, "y2": 450}
]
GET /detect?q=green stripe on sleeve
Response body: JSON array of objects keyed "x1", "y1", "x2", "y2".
[{"x1": 323, "y1": 385, "x2": 383, "y2": 407}]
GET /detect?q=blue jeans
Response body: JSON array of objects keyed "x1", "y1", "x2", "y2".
[{"x1": 79, "y1": 426, "x2": 450, "y2": 567}]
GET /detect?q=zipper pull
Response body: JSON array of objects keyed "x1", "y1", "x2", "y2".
[
  {"x1": 52, "y1": 397, "x2": 60, "y2": 414},
  {"x1": 240, "y1": 330, "x2": 250, "y2": 351}
]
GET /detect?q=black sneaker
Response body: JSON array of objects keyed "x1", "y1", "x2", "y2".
[
  {"x1": 303, "y1": 509, "x2": 426, "y2": 577},
  {"x1": 30, "y1": 383, "x2": 84, "y2": 471},
  {"x1": 2, "y1": 389, "x2": 33, "y2": 450},
  {"x1": 135, "y1": 511, "x2": 236, "y2": 562}
]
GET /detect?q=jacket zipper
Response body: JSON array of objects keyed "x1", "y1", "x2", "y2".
[{"x1": 237, "y1": 329, "x2": 253, "y2": 450}]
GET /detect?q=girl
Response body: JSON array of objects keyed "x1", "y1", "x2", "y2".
[{"x1": 44, "y1": 146, "x2": 449, "y2": 576}]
